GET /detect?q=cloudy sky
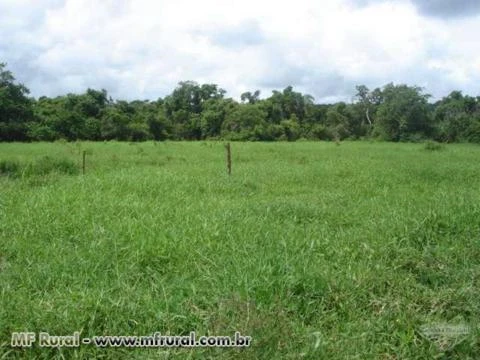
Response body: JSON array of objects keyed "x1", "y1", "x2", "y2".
[{"x1": 1, "y1": 0, "x2": 479, "y2": 103}]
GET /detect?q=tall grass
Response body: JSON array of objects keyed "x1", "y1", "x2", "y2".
[
  {"x1": 0, "y1": 156, "x2": 78, "y2": 178},
  {"x1": 0, "y1": 141, "x2": 479, "y2": 359}
]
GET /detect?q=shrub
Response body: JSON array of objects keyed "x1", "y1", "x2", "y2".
[
  {"x1": 464, "y1": 118, "x2": 480, "y2": 143},
  {"x1": 28, "y1": 156, "x2": 79, "y2": 176},
  {"x1": 0, "y1": 160, "x2": 21, "y2": 177},
  {"x1": 423, "y1": 140, "x2": 444, "y2": 151},
  {"x1": 310, "y1": 124, "x2": 334, "y2": 141},
  {"x1": 0, "y1": 157, "x2": 79, "y2": 179}
]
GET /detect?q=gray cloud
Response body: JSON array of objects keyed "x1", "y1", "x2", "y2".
[
  {"x1": 254, "y1": 61, "x2": 351, "y2": 102},
  {"x1": 0, "y1": 0, "x2": 65, "y2": 90},
  {"x1": 414, "y1": 0, "x2": 480, "y2": 18},
  {"x1": 1, "y1": 0, "x2": 479, "y2": 103},
  {"x1": 350, "y1": 0, "x2": 480, "y2": 18}
]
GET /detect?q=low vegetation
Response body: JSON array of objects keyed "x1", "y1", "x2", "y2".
[
  {"x1": 1, "y1": 141, "x2": 479, "y2": 359},
  {"x1": 424, "y1": 140, "x2": 444, "y2": 151},
  {"x1": 0, "y1": 156, "x2": 78, "y2": 179}
]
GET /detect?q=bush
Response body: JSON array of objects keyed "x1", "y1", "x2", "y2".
[
  {"x1": 310, "y1": 124, "x2": 334, "y2": 141},
  {"x1": 26, "y1": 123, "x2": 59, "y2": 141},
  {"x1": 28, "y1": 156, "x2": 79, "y2": 176},
  {"x1": 0, "y1": 156, "x2": 79, "y2": 178},
  {"x1": 280, "y1": 119, "x2": 301, "y2": 141},
  {"x1": 464, "y1": 119, "x2": 480, "y2": 143},
  {"x1": 0, "y1": 160, "x2": 21, "y2": 177},
  {"x1": 423, "y1": 140, "x2": 444, "y2": 151}
]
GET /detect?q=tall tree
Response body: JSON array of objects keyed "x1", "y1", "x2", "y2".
[
  {"x1": 0, "y1": 63, "x2": 34, "y2": 141},
  {"x1": 374, "y1": 83, "x2": 431, "y2": 141},
  {"x1": 240, "y1": 90, "x2": 261, "y2": 104},
  {"x1": 221, "y1": 103, "x2": 267, "y2": 140},
  {"x1": 433, "y1": 91, "x2": 480, "y2": 142}
]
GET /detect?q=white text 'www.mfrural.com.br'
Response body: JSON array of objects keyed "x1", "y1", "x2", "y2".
[{"x1": 11, "y1": 331, "x2": 252, "y2": 348}]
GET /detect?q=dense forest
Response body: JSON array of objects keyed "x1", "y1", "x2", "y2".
[{"x1": 1, "y1": 63, "x2": 480, "y2": 143}]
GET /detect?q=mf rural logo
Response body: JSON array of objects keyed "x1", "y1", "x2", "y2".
[{"x1": 418, "y1": 322, "x2": 473, "y2": 351}]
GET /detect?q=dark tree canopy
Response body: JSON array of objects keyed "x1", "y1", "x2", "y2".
[
  {"x1": 1, "y1": 63, "x2": 480, "y2": 143},
  {"x1": 0, "y1": 63, "x2": 34, "y2": 141}
]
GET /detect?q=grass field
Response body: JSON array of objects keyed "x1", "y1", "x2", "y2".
[{"x1": 1, "y1": 141, "x2": 479, "y2": 359}]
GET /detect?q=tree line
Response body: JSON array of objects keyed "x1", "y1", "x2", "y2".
[{"x1": 1, "y1": 63, "x2": 480, "y2": 143}]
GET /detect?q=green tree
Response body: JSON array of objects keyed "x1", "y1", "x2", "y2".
[
  {"x1": 0, "y1": 63, "x2": 34, "y2": 141},
  {"x1": 432, "y1": 91, "x2": 480, "y2": 142},
  {"x1": 355, "y1": 85, "x2": 375, "y2": 128},
  {"x1": 148, "y1": 106, "x2": 171, "y2": 141},
  {"x1": 100, "y1": 107, "x2": 130, "y2": 140},
  {"x1": 325, "y1": 102, "x2": 352, "y2": 140},
  {"x1": 221, "y1": 104, "x2": 267, "y2": 140},
  {"x1": 240, "y1": 90, "x2": 260, "y2": 104},
  {"x1": 374, "y1": 84, "x2": 431, "y2": 141},
  {"x1": 164, "y1": 81, "x2": 226, "y2": 139},
  {"x1": 200, "y1": 98, "x2": 236, "y2": 139},
  {"x1": 280, "y1": 115, "x2": 301, "y2": 141}
]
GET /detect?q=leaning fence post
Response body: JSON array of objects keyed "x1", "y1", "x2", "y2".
[
  {"x1": 225, "y1": 142, "x2": 231, "y2": 176},
  {"x1": 82, "y1": 150, "x2": 86, "y2": 175}
]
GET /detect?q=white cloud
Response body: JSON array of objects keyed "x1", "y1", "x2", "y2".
[{"x1": 0, "y1": 0, "x2": 479, "y2": 102}]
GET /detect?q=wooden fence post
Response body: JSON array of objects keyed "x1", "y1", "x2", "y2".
[
  {"x1": 82, "y1": 150, "x2": 86, "y2": 175},
  {"x1": 225, "y1": 143, "x2": 231, "y2": 175}
]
